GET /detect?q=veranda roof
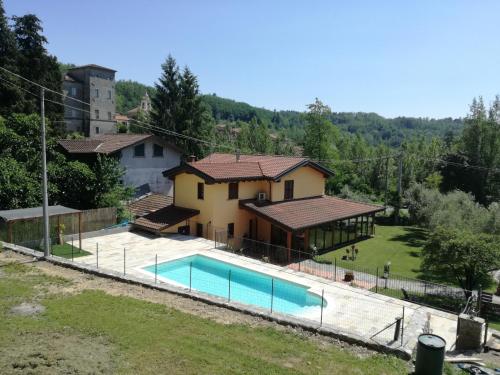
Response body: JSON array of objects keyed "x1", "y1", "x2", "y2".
[{"x1": 239, "y1": 196, "x2": 384, "y2": 232}]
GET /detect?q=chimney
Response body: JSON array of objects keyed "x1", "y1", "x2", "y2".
[
  {"x1": 188, "y1": 155, "x2": 196, "y2": 163},
  {"x1": 236, "y1": 149, "x2": 240, "y2": 162}
]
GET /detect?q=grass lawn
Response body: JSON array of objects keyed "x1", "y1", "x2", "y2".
[
  {"x1": 317, "y1": 225, "x2": 426, "y2": 279},
  {"x1": 50, "y1": 243, "x2": 90, "y2": 259},
  {"x1": 0, "y1": 260, "x2": 411, "y2": 374},
  {"x1": 317, "y1": 225, "x2": 499, "y2": 294}
]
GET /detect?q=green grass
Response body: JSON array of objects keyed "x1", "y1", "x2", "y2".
[
  {"x1": 318, "y1": 225, "x2": 426, "y2": 279},
  {"x1": 50, "y1": 243, "x2": 90, "y2": 259},
  {"x1": 0, "y1": 261, "x2": 409, "y2": 374}
]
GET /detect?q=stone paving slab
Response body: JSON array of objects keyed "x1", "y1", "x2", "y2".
[{"x1": 70, "y1": 231, "x2": 463, "y2": 353}]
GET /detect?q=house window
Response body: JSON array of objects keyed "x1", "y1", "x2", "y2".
[
  {"x1": 95, "y1": 126, "x2": 100, "y2": 134},
  {"x1": 94, "y1": 109, "x2": 100, "y2": 119},
  {"x1": 71, "y1": 109, "x2": 77, "y2": 117},
  {"x1": 284, "y1": 180, "x2": 294, "y2": 200},
  {"x1": 228, "y1": 182, "x2": 238, "y2": 200},
  {"x1": 197, "y1": 183, "x2": 204, "y2": 200},
  {"x1": 134, "y1": 143, "x2": 145, "y2": 157},
  {"x1": 227, "y1": 223, "x2": 234, "y2": 238},
  {"x1": 153, "y1": 144, "x2": 164, "y2": 157},
  {"x1": 108, "y1": 112, "x2": 112, "y2": 120},
  {"x1": 108, "y1": 90, "x2": 112, "y2": 99},
  {"x1": 70, "y1": 87, "x2": 77, "y2": 96},
  {"x1": 95, "y1": 88, "x2": 99, "y2": 98}
]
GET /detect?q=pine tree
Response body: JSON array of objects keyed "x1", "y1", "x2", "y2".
[
  {"x1": 12, "y1": 14, "x2": 63, "y2": 127},
  {"x1": 151, "y1": 55, "x2": 181, "y2": 134},
  {"x1": 0, "y1": 0, "x2": 22, "y2": 117}
]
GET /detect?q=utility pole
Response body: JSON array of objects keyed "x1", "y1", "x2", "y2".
[{"x1": 41, "y1": 88, "x2": 50, "y2": 257}]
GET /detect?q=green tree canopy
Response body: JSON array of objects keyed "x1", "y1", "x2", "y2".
[{"x1": 422, "y1": 227, "x2": 499, "y2": 294}]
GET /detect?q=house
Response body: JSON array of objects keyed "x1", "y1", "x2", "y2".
[
  {"x1": 63, "y1": 64, "x2": 117, "y2": 137},
  {"x1": 133, "y1": 153, "x2": 384, "y2": 258},
  {"x1": 58, "y1": 134, "x2": 181, "y2": 196}
]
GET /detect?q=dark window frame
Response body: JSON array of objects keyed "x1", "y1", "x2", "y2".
[
  {"x1": 228, "y1": 182, "x2": 239, "y2": 200},
  {"x1": 284, "y1": 180, "x2": 294, "y2": 200},
  {"x1": 197, "y1": 182, "x2": 204, "y2": 200},
  {"x1": 134, "y1": 143, "x2": 145, "y2": 157},
  {"x1": 153, "y1": 144, "x2": 164, "y2": 157}
]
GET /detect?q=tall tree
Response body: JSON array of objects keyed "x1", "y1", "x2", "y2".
[
  {"x1": 178, "y1": 66, "x2": 213, "y2": 157},
  {"x1": 151, "y1": 55, "x2": 181, "y2": 134},
  {"x1": 11, "y1": 14, "x2": 63, "y2": 128},
  {"x1": 303, "y1": 98, "x2": 337, "y2": 162},
  {"x1": 0, "y1": 0, "x2": 22, "y2": 117}
]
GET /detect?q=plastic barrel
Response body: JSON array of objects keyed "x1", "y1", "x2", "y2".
[{"x1": 415, "y1": 334, "x2": 446, "y2": 375}]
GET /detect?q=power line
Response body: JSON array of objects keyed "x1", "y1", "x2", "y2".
[{"x1": 2, "y1": 67, "x2": 499, "y2": 173}]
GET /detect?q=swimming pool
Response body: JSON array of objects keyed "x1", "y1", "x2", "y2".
[{"x1": 143, "y1": 255, "x2": 324, "y2": 316}]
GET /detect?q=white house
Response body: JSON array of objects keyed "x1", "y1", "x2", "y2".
[{"x1": 58, "y1": 134, "x2": 182, "y2": 196}]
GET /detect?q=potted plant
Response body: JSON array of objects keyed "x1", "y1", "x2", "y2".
[{"x1": 344, "y1": 271, "x2": 354, "y2": 282}]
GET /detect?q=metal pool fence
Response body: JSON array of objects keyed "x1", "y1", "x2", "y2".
[{"x1": 213, "y1": 230, "x2": 499, "y2": 325}]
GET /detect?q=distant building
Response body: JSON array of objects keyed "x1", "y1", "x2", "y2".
[
  {"x1": 58, "y1": 134, "x2": 182, "y2": 196},
  {"x1": 63, "y1": 64, "x2": 117, "y2": 137},
  {"x1": 127, "y1": 91, "x2": 152, "y2": 118}
]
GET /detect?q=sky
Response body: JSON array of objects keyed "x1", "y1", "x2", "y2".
[{"x1": 4, "y1": 0, "x2": 500, "y2": 118}]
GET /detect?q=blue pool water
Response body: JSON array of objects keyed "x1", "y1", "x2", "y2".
[{"x1": 144, "y1": 255, "x2": 324, "y2": 315}]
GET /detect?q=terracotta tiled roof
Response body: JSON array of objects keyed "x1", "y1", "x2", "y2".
[
  {"x1": 58, "y1": 134, "x2": 180, "y2": 155},
  {"x1": 128, "y1": 194, "x2": 173, "y2": 217},
  {"x1": 164, "y1": 153, "x2": 334, "y2": 182},
  {"x1": 240, "y1": 196, "x2": 384, "y2": 231},
  {"x1": 133, "y1": 205, "x2": 199, "y2": 232}
]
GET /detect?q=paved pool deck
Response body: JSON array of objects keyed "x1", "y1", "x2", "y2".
[{"x1": 75, "y1": 231, "x2": 461, "y2": 353}]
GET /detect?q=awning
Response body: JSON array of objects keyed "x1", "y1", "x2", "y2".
[
  {"x1": 240, "y1": 196, "x2": 384, "y2": 232},
  {"x1": 132, "y1": 205, "x2": 199, "y2": 232},
  {"x1": 0, "y1": 205, "x2": 81, "y2": 222}
]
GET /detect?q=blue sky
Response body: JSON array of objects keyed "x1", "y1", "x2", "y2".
[{"x1": 4, "y1": 0, "x2": 500, "y2": 118}]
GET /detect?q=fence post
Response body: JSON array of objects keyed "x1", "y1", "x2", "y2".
[
  {"x1": 123, "y1": 247, "x2": 126, "y2": 275},
  {"x1": 320, "y1": 289, "x2": 325, "y2": 326},
  {"x1": 214, "y1": 229, "x2": 217, "y2": 249},
  {"x1": 228, "y1": 270, "x2": 231, "y2": 302},
  {"x1": 155, "y1": 254, "x2": 158, "y2": 284},
  {"x1": 189, "y1": 261, "x2": 193, "y2": 292},
  {"x1": 424, "y1": 282, "x2": 427, "y2": 296},
  {"x1": 298, "y1": 250, "x2": 301, "y2": 272},
  {"x1": 96, "y1": 243, "x2": 99, "y2": 268},
  {"x1": 477, "y1": 285, "x2": 482, "y2": 315},
  {"x1": 375, "y1": 267, "x2": 379, "y2": 293},
  {"x1": 270, "y1": 278, "x2": 274, "y2": 313},
  {"x1": 334, "y1": 258, "x2": 337, "y2": 281},
  {"x1": 71, "y1": 236, "x2": 74, "y2": 262},
  {"x1": 401, "y1": 306, "x2": 405, "y2": 346}
]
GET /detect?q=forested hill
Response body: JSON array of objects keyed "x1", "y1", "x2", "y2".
[
  {"x1": 112, "y1": 78, "x2": 463, "y2": 147},
  {"x1": 201, "y1": 94, "x2": 464, "y2": 147}
]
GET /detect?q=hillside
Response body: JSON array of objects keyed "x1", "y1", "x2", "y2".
[{"x1": 111, "y1": 79, "x2": 464, "y2": 147}]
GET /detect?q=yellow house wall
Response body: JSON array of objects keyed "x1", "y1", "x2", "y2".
[
  {"x1": 271, "y1": 166, "x2": 325, "y2": 202},
  {"x1": 174, "y1": 174, "x2": 269, "y2": 241}
]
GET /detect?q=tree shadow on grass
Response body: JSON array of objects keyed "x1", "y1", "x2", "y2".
[{"x1": 388, "y1": 226, "x2": 428, "y2": 248}]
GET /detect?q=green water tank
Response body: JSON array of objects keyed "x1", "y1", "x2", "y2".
[{"x1": 415, "y1": 334, "x2": 446, "y2": 375}]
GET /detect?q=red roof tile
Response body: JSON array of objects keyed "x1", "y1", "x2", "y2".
[
  {"x1": 240, "y1": 196, "x2": 384, "y2": 231},
  {"x1": 127, "y1": 193, "x2": 173, "y2": 217},
  {"x1": 133, "y1": 205, "x2": 199, "y2": 232},
  {"x1": 164, "y1": 153, "x2": 333, "y2": 182},
  {"x1": 59, "y1": 134, "x2": 181, "y2": 155}
]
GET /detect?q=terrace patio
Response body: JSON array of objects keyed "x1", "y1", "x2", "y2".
[{"x1": 73, "y1": 230, "x2": 460, "y2": 354}]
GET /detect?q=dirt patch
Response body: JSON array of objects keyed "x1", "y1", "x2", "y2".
[
  {"x1": 10, "y1": 303, "x2": 45, "y2": 317},
  {"x1": 0, "y1": 332, "x2": 116, "y2": 375}
]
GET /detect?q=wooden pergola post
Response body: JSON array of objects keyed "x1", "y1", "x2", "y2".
[
  {"x1": 78, "y1": 211, "x2": 82, "y2": 250},
  {"x1": 286, "y1": 231, "x2": 292, "y2": 263},
  {"x1": 7, "y1": 221, "x2": 13, "y2": 243}
]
